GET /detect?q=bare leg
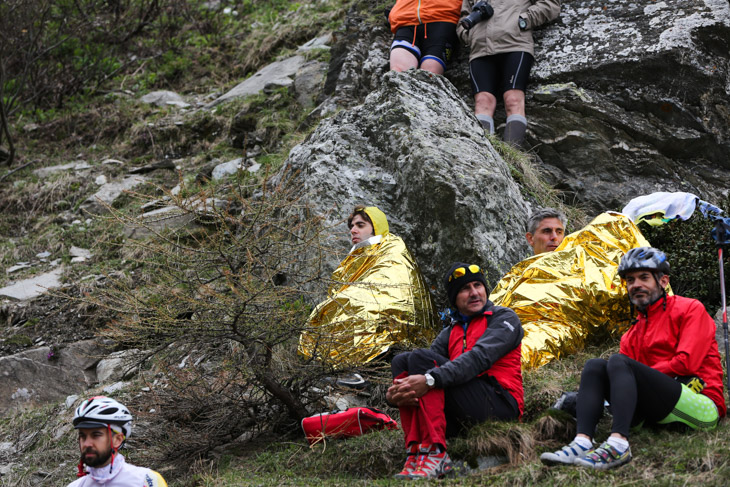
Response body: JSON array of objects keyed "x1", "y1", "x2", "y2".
[
  {"x1": 419, "y1": 58, "x2": 444, "y2": 75},
  {"x1": 503, "y1": 89, "x2": 527, "y2": 146},
  {"x1": 503, "y1": 89, "x2": 526, "y2": 117},
  {"x1": 390, "y1": 49, "x2": 419, "y2": 72},
  {"x1": 474, "y1": 91, "x2": 497, "y2": 117},
  {"x1": 474, "y1": 91, "x2": 497, "y2": 133}
]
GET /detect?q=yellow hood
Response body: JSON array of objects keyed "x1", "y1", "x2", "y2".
[{"x1": 363, "y1": 206, "x2": 389, "y2": 236}]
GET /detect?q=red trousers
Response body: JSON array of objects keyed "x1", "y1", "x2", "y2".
[{"x1": 391, "y1": 348, "x2": 519, "y2": 448}]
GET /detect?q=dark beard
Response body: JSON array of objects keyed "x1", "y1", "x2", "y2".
[
  {"x1": 631, "y1": 288, "x2": 663, "y2": 312},
  {"x1": 82, "y1": 448, "x2": 113, "y2": 468}
]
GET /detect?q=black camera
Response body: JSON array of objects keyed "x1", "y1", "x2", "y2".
[{"x1": 460, "y1": 1, "x2": 494, "y2": 30}]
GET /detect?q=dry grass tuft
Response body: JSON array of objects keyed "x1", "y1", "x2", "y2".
[
  {"x1": 489, "y1": 135, "x2": 589, "y2": 231},
  {"x1": 451, "y1": 421, "x2": 536, "y2": 465},
  {"x1": 533, "y1": 410, "x2": 576, "y2": 445}
]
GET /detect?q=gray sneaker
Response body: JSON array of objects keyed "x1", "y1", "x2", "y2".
[
  {"x1": 540, "y1": 440, "x2": 592, "y2": 465},
  {"x1": 574, "y1": 441, "x2": 632, "y2": 470}
]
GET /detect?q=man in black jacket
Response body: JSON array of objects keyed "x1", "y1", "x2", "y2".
[{"x1": 386, "y1": 262, "x2": 524, "y2": 480}]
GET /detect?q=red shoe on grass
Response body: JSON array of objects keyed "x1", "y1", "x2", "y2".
[{"x1": 408, "y1": 445, "x2": 454, "y2": 479}]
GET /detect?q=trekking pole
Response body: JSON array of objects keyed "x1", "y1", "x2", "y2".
[
  {"x1": 719, "y1": 246, "x2": 730, "y2": 400},
  {"x1": 713, "y1": 218, "x2": 730, "y2": 401}
]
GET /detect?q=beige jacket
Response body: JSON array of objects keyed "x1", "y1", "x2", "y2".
[{"x1": 457, "y1": 0, "x2": 560, "y2": 59}]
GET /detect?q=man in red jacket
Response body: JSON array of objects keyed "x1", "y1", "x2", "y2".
[
  {"x1": 386, "y1": 262, "x2": 524, "y2": 479},
  {"x1": 541, "y1": 247, "x2": 726, "y2": 470}
]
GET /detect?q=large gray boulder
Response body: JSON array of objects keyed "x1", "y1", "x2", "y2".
[
  {"x1": 525, "y1": 0, "x2": 730, "y2": 211},
  {"x1": 321, "y1": 0, "x2": 730, "y2": 213},
  {"x1": 534, "y1": 0, "x2": 730, "y2": 82},
  {"x1": 279, "y1": 70, "x2": 530, "y2": 295}
]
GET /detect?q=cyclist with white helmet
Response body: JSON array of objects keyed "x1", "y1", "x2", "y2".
[
  {"x1": 68, "y1": 396, "x2": 167, "y2": 487},
  {"x1": 540, "y1": 247, "x2": 726, "y2": 470}
]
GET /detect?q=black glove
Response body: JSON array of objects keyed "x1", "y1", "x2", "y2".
[{"x1": 675, "y1": 375, "x2": 705, "y2": 394}]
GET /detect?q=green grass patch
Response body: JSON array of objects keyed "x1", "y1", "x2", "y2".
[
  {"x1": 190, "y1": 419, "x2": 730, "y2": 486},
  {"x1": 5, "y1": 335, "x2": 33, "y2": 347}
]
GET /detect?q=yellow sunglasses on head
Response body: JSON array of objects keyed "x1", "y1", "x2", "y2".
[{"x1": 449, "y1": 264, "x2": 482, "y2": 282}]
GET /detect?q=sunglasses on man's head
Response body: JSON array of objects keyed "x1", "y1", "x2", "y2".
[{"x1": 449, "y1": 264, "x2": 482, "y2": 282}]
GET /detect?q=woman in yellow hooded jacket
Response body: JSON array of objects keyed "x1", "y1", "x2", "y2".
[{"x1": 299, "y1": 206, "x2": 437, "y2": 367}]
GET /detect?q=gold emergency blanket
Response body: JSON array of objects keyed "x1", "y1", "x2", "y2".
[
  {"x1": 490, "y1": 212, "x2": 655, "y2": 369},
  {"x1": 299, "y1": 233, "x2": 437, "y2": 367}
]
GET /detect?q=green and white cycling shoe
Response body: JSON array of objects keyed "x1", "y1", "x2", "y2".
[{"x1": 574, "y1": 441, "x2": 632, "y2": 470}]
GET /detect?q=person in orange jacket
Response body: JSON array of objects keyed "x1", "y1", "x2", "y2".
[{"x1": 388, "y1": 0, "x2": 463, "y2": 74}]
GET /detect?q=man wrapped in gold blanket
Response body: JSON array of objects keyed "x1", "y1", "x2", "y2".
[{"x1": 491, "y1": 212, "x2": 655, "y2": 369}]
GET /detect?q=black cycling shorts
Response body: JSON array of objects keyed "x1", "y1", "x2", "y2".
[
  {"x1": 469, "y1": 51, "x2": 534, "y2": 96},
  {"x1": 391, "y1": 22, "x2": 458, "y2": 69}
]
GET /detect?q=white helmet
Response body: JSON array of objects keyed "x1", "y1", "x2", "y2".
[{"x1": 73, "y1": 396, "x2": 133, "y2": 439}]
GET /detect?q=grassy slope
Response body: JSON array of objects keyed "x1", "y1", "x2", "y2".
[
  {"x1": 192, "y1": 343, "x2": 730, "y2": 486},
  {"x1": 3, "y1": 343, "x2": 729, "y2": 486}
]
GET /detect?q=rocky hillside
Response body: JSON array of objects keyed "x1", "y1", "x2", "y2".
[{"x1": 1, "y1": 0, "x2": 729, "y2": 484}]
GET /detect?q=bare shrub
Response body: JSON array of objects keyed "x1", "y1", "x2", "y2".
[{"x1": 89, "y1": 175, "x2": 342, "y2": 465}]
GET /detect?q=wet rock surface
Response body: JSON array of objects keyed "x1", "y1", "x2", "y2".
[
  {"x1": 280, "y1": 69, "x2": 531, "y2": 292},
  {"x1": 322, "y1": 0, "x2": 730, "y2": 213}
]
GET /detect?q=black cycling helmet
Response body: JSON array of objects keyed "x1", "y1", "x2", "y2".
[{"x1": 618, "y1": 247, "x2": 670, "y2": 279}]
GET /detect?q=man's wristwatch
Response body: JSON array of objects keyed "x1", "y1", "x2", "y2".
[
  {"x1": 424, "y1": 373, "x2": 436, "y2": 388},
  {"x1": 518, "y1": 16, "x2": 528, "y2": 30}
]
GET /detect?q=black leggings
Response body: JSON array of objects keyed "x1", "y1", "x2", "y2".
[
  {"x1": 577, "y1": 354, "x2": 681, "y2": 438},
  {"x1": 391, "y1": 349, "x2": 519, "y2": 437}
]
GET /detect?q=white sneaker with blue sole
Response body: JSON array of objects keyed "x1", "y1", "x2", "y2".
[{"x1": 540, "y1": 440, "x2": 592, "y2": 465}]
